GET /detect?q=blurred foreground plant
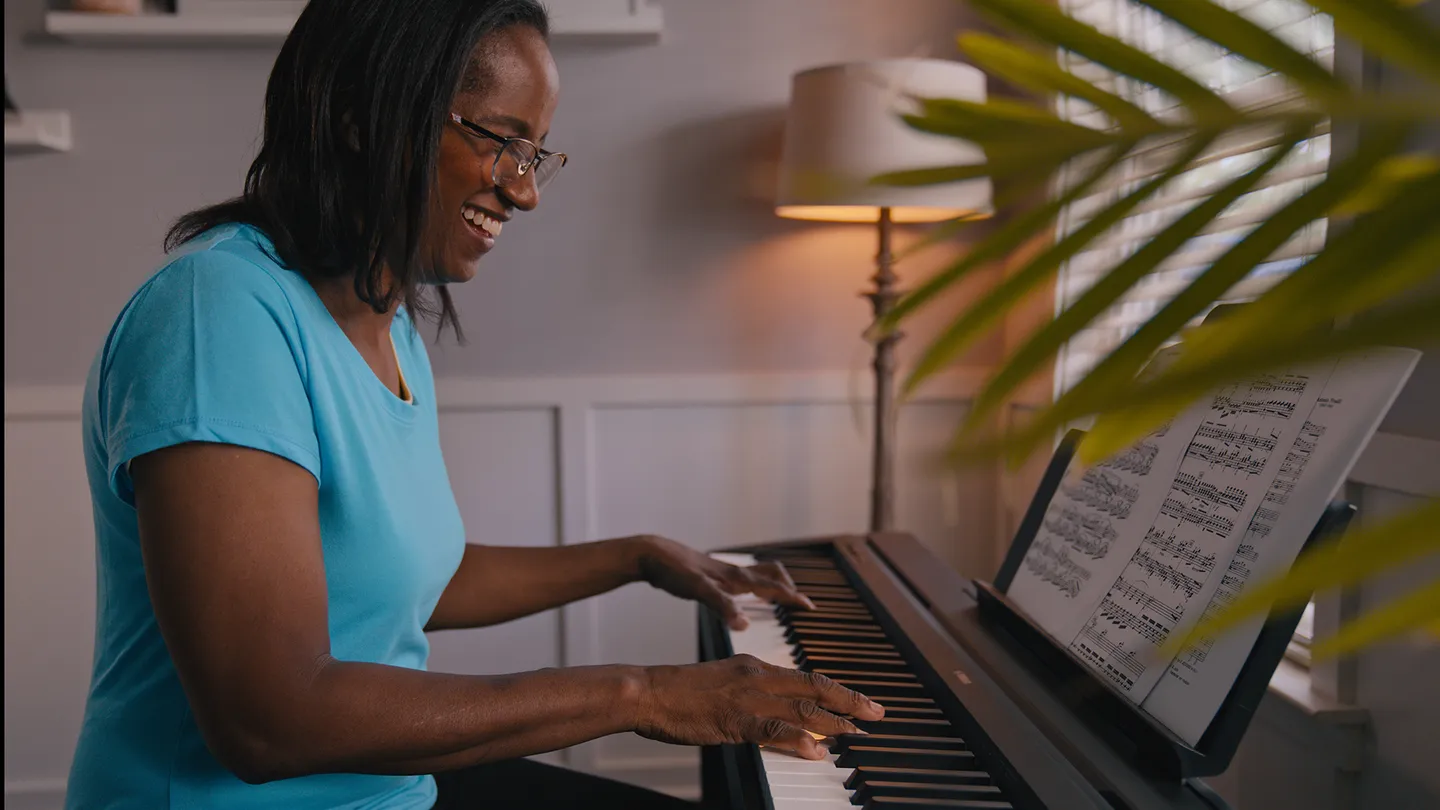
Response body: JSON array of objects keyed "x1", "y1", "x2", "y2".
[{"x1": 877, "y1": 0, "x2": 1439, "y2": 658}]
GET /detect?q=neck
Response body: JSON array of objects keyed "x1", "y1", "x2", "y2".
[{"x1": 311, "y1": 276, "x2": 398, "y2": 349}]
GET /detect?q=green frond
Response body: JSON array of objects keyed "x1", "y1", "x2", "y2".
[
  {"x1": 1310, "y1": 579, "x2": 1440, "y2": 660},
  {"x1": 1163, "y1": 499, "x2": 1440, "y2": 657}
]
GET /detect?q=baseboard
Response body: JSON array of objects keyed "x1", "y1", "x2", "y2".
[{"x1": 4, "y1": 778, "x2": 66, "y2": 810}]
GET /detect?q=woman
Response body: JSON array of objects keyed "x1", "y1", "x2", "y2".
[{"x1": 64, "y1": 1, "x2": 884, "y2": 808}]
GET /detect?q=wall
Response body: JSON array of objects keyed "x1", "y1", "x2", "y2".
[
  {"x1": 4, "y1": 0, "x2": 1001, "y2": 385},
  {"x1": 4, "y1": 0, "x2": 1008, "y2": 801},
  {"x1": 3, "y1": 371, "x2": 988, "y2": 806}
]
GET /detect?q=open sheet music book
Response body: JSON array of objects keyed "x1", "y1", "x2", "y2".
[{"x1": 1005, "y1": 346, "x2": 1420, "y2": 745}]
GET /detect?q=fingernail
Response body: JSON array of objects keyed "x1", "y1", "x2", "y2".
[{"x1": 867, "y1": 700, "x2": 884, "y2": 714}]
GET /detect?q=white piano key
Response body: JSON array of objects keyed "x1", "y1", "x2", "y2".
[{"x1": 714, "y1": 552, "x2": 861, "y2": 809}]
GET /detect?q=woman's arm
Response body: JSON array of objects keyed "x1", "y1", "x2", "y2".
[
  {"x1": 427, "y1": 537, "x2": 812, "y2": 632},
  {"x1": 133, "y1": 443, "x2": 880, "y2": 784},
  {"x1": 425, "y1": 540, "x2": 647, "y2": 631}
]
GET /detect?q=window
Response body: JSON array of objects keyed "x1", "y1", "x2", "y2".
[
  {"x1": 1051, "y1": 0, "x2": 1335, "y2": 393},
  {"x1": 1050, "y1": 0, "x2": 1336, "y2": 663}
]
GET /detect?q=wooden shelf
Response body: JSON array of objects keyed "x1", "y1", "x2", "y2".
[
  {"x1": 5, "y1": 110, "x2": 73, "y2": 154},
  {"x1": 43, "y1": 6, "x2": 663, "y2": 46}
]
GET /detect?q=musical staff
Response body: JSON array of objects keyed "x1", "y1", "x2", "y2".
[
  {"x1": 1042, "y1": 506, "x2": 1118, "y2": 560},
  {"x1": 1171, "y1": 471, "x2": 1247, "y2": 512},
  {"x1": 1100, "y1": 440, "x2": 1160, "y2": 476},
  {"x1": 1184, "y1": 422, "x2": 1282, "y2": 477},
  {"x1": 1131, "y1": 547, "x2": 1206, "y2": 599},
  {"x1": 1021, "y1": 538, "x2": 1092, "y2": 599},
  {"x1": 1113, "y1": 577, "x2": 1181, "y2": 624},
  {"x1": 1063, "y1": 468, "x2": 1141, "y2": 519},
  {"x1": 1159, "y1": 496, "x2": 1237, "y2": 539}
]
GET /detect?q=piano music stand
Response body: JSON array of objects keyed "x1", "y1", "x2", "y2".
[{"x1": 978, "y1": 429, "x2": 1356, "y2": 781}]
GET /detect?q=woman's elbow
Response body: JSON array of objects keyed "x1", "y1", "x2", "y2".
[{"x1": 197, "y1": 708, "x2": 319, "y2": 784}]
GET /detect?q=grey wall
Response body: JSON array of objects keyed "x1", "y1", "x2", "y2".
[{"x1": 4, "y1": 0, "x2": 1001, "y2": 386}]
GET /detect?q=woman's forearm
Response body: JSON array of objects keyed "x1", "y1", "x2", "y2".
[
  {"x1": 233, "y1": 658, "x2": 644, "y2": 782},
  {"x1": 426, "y1": 538, "x2": 648, "y2": 631}
]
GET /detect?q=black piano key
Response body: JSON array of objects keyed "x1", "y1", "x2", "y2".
[
  {"x1": 861, "y1": 796, "x2": 1012, "y2": 810},
  {"x1": 777, "y1": 608, "x2": 875, "y2": 619},
  {"x1": 854, "y1": 782, "x2": 1005, "y2": 806},
  {"x1": 794, "y1": 639, "x2": 899, "y2": 652},
  {"x1": 786, "y1": 620, "x2": 885, "y2": 633},
  {"x1": 810, "y1": 668, "x2": 917, "y2": 681},
  {"x1": 832, "y1": 734, "x2": 966, "y2": 752},
  {"x1": 853, "y1": 717, "x2": 958, "y2": 736},
  {"x1": 845, "y1": 767, "x2": 993, "y2": 789},
  {"x1": 858, "y1": 696, "x2": 934, "y2": 706},
  {"x1": 788, "y1": 629, "x2": 889, "y2": 644},
  {"x1": 830, "y1": 679, "x2": 929, "y2": 698},
  {"x1": 799, "y1": 656, "x2": 912, "y2": 672},
  {"x1": 836, "y1": 746, "x2": 976, "y2": 770}
]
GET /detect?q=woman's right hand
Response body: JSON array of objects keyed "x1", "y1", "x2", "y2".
[{"x1": 634, "y1": 654, "x2": 886, "y2": 760}]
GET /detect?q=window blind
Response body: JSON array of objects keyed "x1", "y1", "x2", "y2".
[{"x1": 1050, "y1": 0, "x2": 1336, "y2": 394}]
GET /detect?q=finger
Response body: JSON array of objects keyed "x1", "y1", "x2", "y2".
[
  {"x1": 694, "y1": 576, "x2": 748, "y2": 631},
  {"x1": 776, "y1": 668, "x2": 886, "y2": 721},
  {"x1": 743, "y1": 716, "x2": 827, "y2": 760},
  {"x1": 727, "y1": 565, "x2": 815, "y2": 611},
  {"x1": 750, "y1": 693, "x2": 865, "y2": 739}
]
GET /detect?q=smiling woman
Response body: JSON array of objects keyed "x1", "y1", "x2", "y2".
[{"x1": 64, "y1": 1, "x2": 882, "y2": 809}]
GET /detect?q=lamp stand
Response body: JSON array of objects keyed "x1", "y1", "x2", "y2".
[{"x1": 865, "y1": 207, "x2": 901, "y2": 533}]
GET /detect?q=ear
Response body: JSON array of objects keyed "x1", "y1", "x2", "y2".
[{"x1": 340, "y1": 110, "x2": 361, "y2": 152}]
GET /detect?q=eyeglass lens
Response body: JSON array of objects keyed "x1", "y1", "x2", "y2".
[{"x1": 494, "y1": 142, "x2": 563, "y2": 192}]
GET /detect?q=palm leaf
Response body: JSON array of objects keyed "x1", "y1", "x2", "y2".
[
  {"x1": 1310, "y1": 579, "x2": 1440, "y2": 660},
  {"x1": 873, "y1": 144, "x2": 1132, "y2": 336},
  {"x1": 1164, "y1": 498, "x2": 1440, "y2": 656},
  {"x1": 958, "y1": 128, "x2": 1308, "y2": 435},
  {"x1": 1077, "y1": 292, "x2": 1440, "y2": 462},
  {"x1": 901, "y1": 136, "x2": 1215, "y2": 395},
  {"x1": 955, "y1": 33, "x2": 1163, "y2": 132},
  {"x1": 1168, "y1": 171, "x2": 1440, "y2": 369},
  {"x1": 1135, "y1": 0, "x2": 1350, "y2": 102},
  {"x1": 972, "y1": 123, "x2": 1411, "y2": 462},
  {"x1": 968, "y1": 0, "x2": 1237, "y2": 121}
]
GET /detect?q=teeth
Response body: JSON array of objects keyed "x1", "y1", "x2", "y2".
[{"x1": 462, "y1": 205, "x2": 502, "y2": 238}]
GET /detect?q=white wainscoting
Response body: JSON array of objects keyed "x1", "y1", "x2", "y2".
[{"x1": 2, "y1": 369, "x2": 985, "y2": 806}]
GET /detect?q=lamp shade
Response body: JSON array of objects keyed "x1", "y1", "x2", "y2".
[{"x1": 774, "y1": 58, "x2": 991, "y2": 223}]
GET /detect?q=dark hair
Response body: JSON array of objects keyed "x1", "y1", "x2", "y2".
[{"x1": 165, "y1": 0, "x2": 551, "y2": 339}]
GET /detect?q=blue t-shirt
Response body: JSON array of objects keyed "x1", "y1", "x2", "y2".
[{"x1": 66, "y1": 223, "x2": 466, "y2": 809}]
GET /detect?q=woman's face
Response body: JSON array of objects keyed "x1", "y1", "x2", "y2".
[{"x1": 424, "y1": 26, "x2": 559, "y2": 283}]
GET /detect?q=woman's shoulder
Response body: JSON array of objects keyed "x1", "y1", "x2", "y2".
[{"x1": 119, "y1": 224, "x2": 314, "y2": 336}]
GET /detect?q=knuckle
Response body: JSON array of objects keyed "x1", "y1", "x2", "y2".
[
  {"x1": 791, "y1": 699, "x2": 822, "y2": 722},
  {"x1": 758, "y1": 718, "x2": 793, "y2": 743}
]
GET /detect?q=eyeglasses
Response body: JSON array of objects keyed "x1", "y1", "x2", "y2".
[{"x1": 448, "y1": 112, "x2": 567, "y2": 195}]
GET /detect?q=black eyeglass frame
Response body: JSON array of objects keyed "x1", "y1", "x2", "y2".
[{"x1": 448, "y1": 112, "x2": 567, "y2": 190}]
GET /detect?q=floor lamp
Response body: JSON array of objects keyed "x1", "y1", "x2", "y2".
[{"x1": 774, "y1": 59, "x2": 992, "y2": 533}]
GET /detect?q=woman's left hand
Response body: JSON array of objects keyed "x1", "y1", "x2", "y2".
[{"x1": 631, "y1": 536, "x2": 815, "y2": 630}]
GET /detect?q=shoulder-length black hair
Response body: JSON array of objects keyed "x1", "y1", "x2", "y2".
[{"x1": 166, "y1": 0, "x2": 550, "y2": 339}]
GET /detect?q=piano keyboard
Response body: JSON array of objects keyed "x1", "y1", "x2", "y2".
[{"x1": 714, "y1": 551, "x2": 1018, "y2": 810}]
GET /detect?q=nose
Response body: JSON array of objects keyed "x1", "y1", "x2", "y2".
[{"x1": 497, "y1": 171, "x2": 541, "y2": 212}]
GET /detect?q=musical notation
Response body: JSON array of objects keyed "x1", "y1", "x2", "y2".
[
  {"x1": 1267, "y1": 420, "x2": 1325, "y2": 507},
  {"x1": 1063, "y1": 468, "x2": 1141, "y2": 519},
  {"x1": 1141, "y1": 528, "x2": 1218, "y2": 576},
  {"x1": 1131, "y1": 547, "x2": 1206, "y2": 599},
  {"x1": 1211, "y1": 393, "x2": 1297, "y2": 420},
  {"x1": 1171, "y1": 471, "x2": 1247, "y2": 512},
  {"x1": 1022, "y1": 538, "x2": 1092, "y2": 599},
  {"x1": 1113, "y1": 577, "x2": 1181, "y2": 624},
  {"x1": 1159, "y1": 496, "x2": 1237, "y2": 539},
  {"x1": 1100, "y1": 441, "x2": 1160, "y2": 476},
  {"x1": 1185, "y1": 422, "x2": 1282, "y2": 477},
  {"x1": 1042, "y1": 506, "x2": 1118, "y2": 560}
]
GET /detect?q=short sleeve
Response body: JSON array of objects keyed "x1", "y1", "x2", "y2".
[{"x1": 100, "y1": 250, "x2": 322, "y2": 503}]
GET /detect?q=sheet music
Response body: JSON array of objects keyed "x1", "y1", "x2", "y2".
[
  {"x1": 1006, "y1": 347, "x2": 1418, "y2": 727},
  {"x1": 1141, "y1": 347, "x2": 1419, "y2": 743}
]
